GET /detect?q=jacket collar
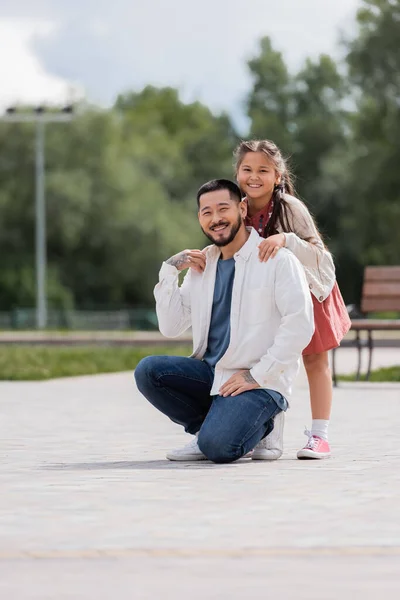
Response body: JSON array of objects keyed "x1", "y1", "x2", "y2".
[{"x1": 205, "y1": 227, "x2": 261, "y2": 262}]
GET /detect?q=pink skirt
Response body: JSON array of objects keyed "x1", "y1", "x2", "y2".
[{"x1": 302, "y1": 282, "x2": 351, "y2": 356}]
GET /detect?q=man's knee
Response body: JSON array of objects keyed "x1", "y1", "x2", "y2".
[
  {"x1": 134, "y1": 355, "x2": 161, "y2": 393},
  {"x1": 198, "y1": 430, "x2": 241, "y2": 464}
]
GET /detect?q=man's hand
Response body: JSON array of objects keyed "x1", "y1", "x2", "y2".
[
  {"x1": 258, "y1": 233, "x2": 286, "y2": 262},
  {"x1": 166, "y1": 249, "x2": 206, "y2": 273},
  {"x1": 219, "y1": 370, "x2": 260, "y2": 397}
]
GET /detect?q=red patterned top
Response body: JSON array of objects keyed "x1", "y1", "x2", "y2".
[{"x1": 244, "y1": 197, "x2": 274, "y2": 236}]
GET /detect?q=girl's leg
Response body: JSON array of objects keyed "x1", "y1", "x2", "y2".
[
  {"x1": 298, "y1": 351, "x2": 332, "y2": 459},
  {"x1": 303, "y1": 351, "x2": 332, "y2": 420}
]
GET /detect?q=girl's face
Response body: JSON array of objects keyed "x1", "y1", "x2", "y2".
[{"x1": 237, "y1": 152, "x2": 281, "y2": 201}]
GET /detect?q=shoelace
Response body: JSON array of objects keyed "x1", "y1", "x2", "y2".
[
  {"x1": 185, "y1": 437, "x2": 200, "y2": 450},
  {"x1": 304, "y1": 428, "x2": 318, "y2": 450}
]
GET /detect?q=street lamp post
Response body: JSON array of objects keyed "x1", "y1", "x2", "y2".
[
  {"x1": 1, "y1": 106, "x2": 73, "y2": 329},
  {"x1": 35, "y1": 116, "x2": 46, "y2": 329}
]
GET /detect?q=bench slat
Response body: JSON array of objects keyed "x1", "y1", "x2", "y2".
[
  {"x1": 351, "y1": 319, "x2": 400, "y2": 331},
  {"x1": 363, "y1": 282, "x2": 400, "y2": 297},
  {"x1": 362, "y1": 298, "x2": 400, "y2": 312},
  {"x1": 364, "y1": 266, "x2": 400, "y2": 281},
  {"x1": 361, "y1": 267, "x2": 400, "y2": 313}
]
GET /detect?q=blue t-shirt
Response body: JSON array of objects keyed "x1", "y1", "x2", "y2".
[{"x1": 203, "y1": 257, "x2": 235, "y2": 368}]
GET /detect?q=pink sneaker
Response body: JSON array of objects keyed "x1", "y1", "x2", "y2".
[{"x1": 297, "y1": 430, "x2": 331, "y2": 459}]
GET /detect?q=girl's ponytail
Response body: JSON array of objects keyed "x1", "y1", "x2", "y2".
[{"x1": 263, "y1": 180, "x2": 294, "y2": 238}]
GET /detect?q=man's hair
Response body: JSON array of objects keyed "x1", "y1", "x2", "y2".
[{"x1": 196, "y1": 179, "x2": 242, "y2": 207}]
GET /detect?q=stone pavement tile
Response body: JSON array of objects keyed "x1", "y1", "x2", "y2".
[
  {"x1": 0, "y1": 555, "x2": 399, "y2": 600},
  {"x1": 1, "y1": 364, "x2": 400, "y2": 598}
]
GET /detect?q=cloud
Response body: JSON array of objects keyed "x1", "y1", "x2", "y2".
[
  {"x1": 0, "y1": 19, "x2": 78, "y2": 111},
  {"x1": 0, "y1": 0, "x2": 359, "y2": 124}
]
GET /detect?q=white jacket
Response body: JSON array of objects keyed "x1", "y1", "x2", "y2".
[
  {"x1": 154, "y1": 228, "x2": 314, "y2": 399},
  {"x1": 279, "y1": 194, "x2": 336, "y2": 302}
]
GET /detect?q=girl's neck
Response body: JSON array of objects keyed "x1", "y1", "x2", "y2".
[{"x1": 246, "y1": 192, "x2": 273, "y2": 217}]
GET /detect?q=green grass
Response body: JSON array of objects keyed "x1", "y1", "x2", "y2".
[
  {"x1": 368, "y1": 311, "x2": 400, "y2": 319},
  {"x1": 0, "y1": 345, "x2": 192, "y2": 381},
  {"x1": 338, "y1": 365, "x2": 400, "y2": 382},
  {"x1": 3, "y1": 345, "x2": 398, "y2": 383}
]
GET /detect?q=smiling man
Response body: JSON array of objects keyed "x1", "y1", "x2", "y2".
[{"x1": 134, "y1": 179, "x2": 314, "y2": 463}]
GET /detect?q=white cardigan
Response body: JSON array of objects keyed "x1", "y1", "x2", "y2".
[
  {"x1": 154, "y1": 228, "x2": 314, "y2": 399},
  {"x1": 278, "y1": 194, "x2": 336, "y2": 302}
]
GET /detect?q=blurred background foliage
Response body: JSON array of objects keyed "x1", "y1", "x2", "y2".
[{"x1": 1, "y1": 0, "x2": 399, "y2": 317}]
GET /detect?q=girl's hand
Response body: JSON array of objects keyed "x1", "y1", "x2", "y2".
[{"x1": 258, "y1": 233, "x2": 286, "y2": 262}]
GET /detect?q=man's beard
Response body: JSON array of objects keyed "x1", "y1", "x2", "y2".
[{"x1": 201, "y1": 213, "x2": 242, "y2": 247}]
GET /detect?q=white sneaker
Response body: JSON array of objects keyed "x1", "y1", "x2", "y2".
[
  {"x1": 166, "y1": 436, "x2": 254, "y2": 461},
  {"x1": 252, "y1": 411, "x2": 285, "y2": 460},
  {"x1": 166, "y1": 437, "x2": 207, "y2": 461}
]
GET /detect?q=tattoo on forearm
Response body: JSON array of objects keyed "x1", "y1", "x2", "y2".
[
  {"x1": 167, "y1": 252, "x2": 189, "y2": 269},
  {"x1": 243, "y1": 371, "x2": 257, "y2": 385}
]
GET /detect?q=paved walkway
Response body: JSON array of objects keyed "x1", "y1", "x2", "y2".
[{"x1": 1, "y1": 348, "x2": 400, "y2": 599}]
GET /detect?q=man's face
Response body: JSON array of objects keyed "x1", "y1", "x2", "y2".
[{"x1": 198, "y1": 189, "x2": 246, "y2": 247}]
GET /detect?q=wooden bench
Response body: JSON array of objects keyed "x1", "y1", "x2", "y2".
[{"x1": 332, "y1": 266, "x2": 400, "y2": 384}]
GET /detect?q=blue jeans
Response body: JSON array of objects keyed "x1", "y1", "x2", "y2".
[{"x1": 134, "y1": 356, "x2": 288, "y2": 464}]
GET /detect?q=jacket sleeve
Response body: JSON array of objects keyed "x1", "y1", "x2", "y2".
[
  {"x1": 282, "y1": 199, "x2": 335, "y2": 273},
  {"x1": 153, "y1": 262, "x2": 192, "y2": 338},
  {"x1": 249, "y1": 251, "x2": 314, "y2": 388}
]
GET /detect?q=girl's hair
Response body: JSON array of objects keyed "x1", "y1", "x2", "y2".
[{"x1": 234, "y1": 139, "x2": 297, "y2": 238}]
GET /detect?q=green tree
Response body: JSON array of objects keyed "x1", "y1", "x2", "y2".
[
  {"x1": 245, "y1": 38, "x2": 350, "y2": 295},
  {"x1": 341, "y1": 0, "x2": 400, "y2": 300},
  {"x1": 246, "y1": 37, "x2": 294, "y2": 151},
  {"x1": 291, "y1": 55, "x2": 348, "y2": 246},
  {"x1": 116, "y1": 86, "x2": 237, "y2": 200},
  {"x1": 0, "y1": 88, "x2": 235, "y2": 312}
]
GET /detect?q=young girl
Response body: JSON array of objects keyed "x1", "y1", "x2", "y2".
[{"x1": 234, "y1": 139, "x2": 350, "y2": 459}]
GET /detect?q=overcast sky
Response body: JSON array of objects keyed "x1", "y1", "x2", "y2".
[{"x1": 0, "y1": 0, "x2": 360, "y2": 127}]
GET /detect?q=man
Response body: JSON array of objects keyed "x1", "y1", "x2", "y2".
[{"x1": 134, "y1": 179, "x2": 314, "y2": 463}]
